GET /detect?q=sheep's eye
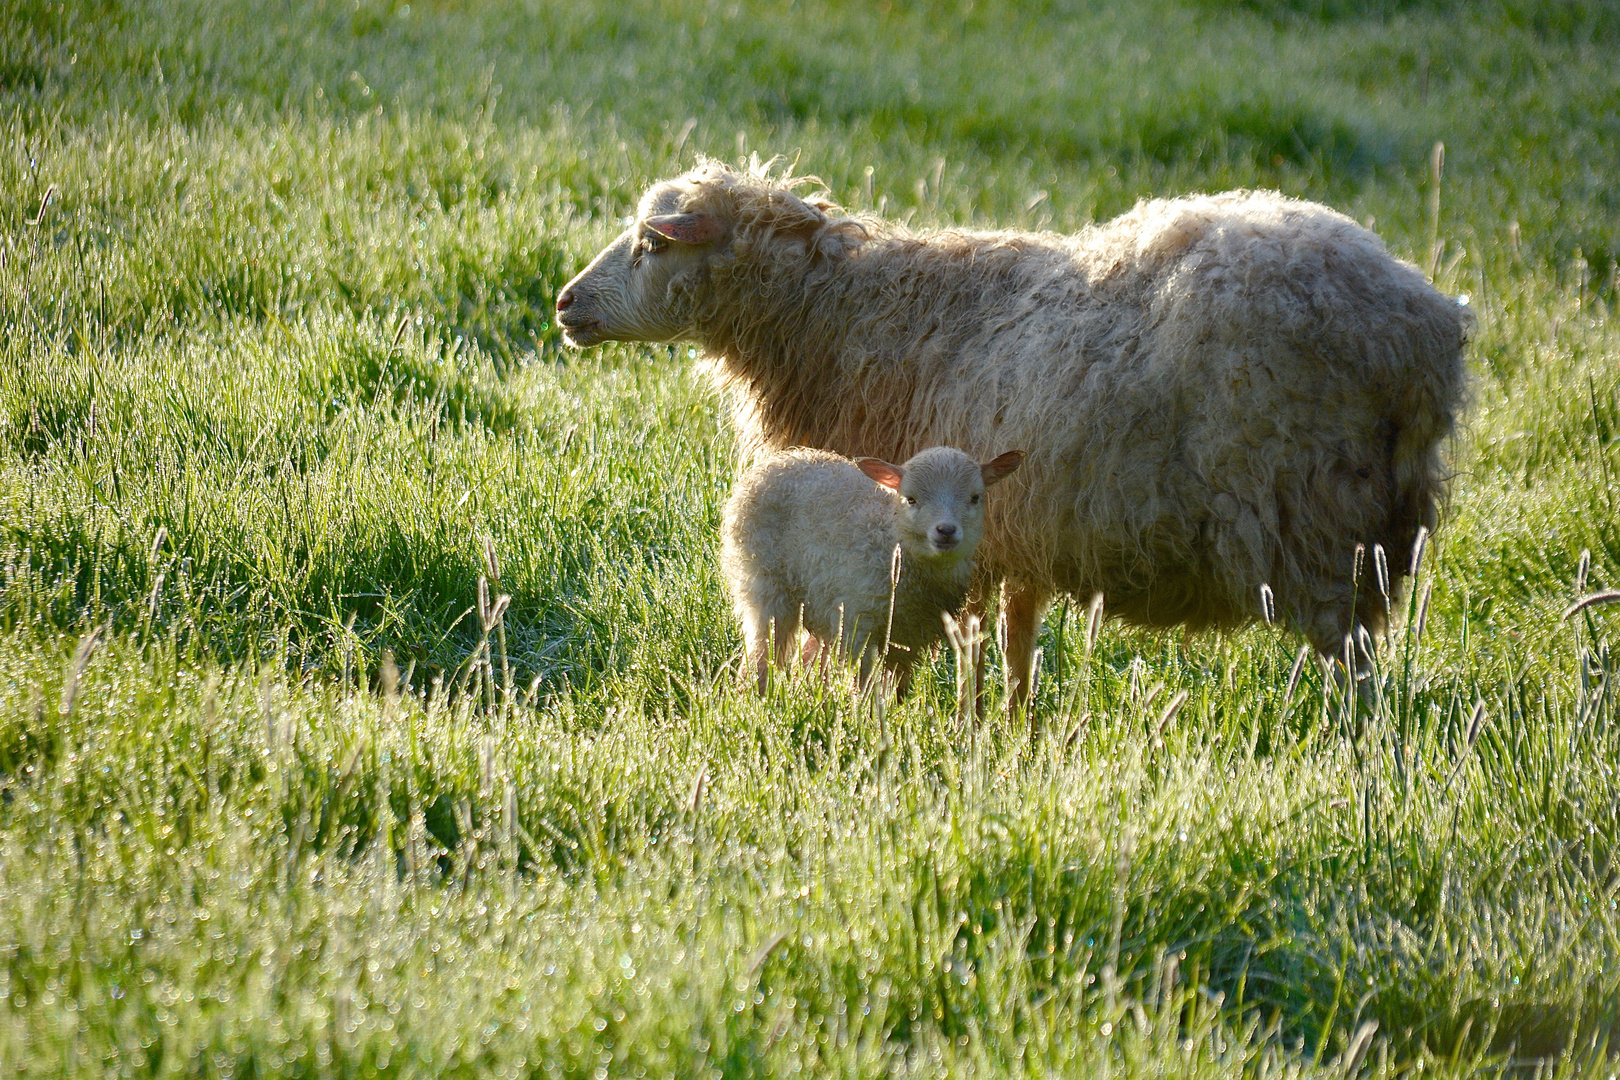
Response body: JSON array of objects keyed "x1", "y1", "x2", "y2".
[
  {"x1": 904, "y1": 496, "x2": 917, "y2": 505},
  {"x1": 638, "y1": 233, "x2": 666, "y2": 256},
  {"x1": 970, "y1": 494, "x2": 981, "y2": 505}
]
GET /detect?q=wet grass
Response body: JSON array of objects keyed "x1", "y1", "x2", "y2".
[{"x1": 1, "y1": 0, "x2": 1618, "y2": 1075}]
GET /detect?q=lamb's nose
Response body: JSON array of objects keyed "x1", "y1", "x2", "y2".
[
  {"x1": 934, "y1": 523, "x2": 958, "y2": 540},
  {"x1": 555, "y1": 288, "x2": 575, "y2": 312}
]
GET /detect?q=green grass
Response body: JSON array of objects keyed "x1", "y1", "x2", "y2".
[{"x1": 2, "y1": 0, "x2": 1619, "y2": 1075}]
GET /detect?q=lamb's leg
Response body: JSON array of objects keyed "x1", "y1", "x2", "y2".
[
  {"x1": 744, "y1": 595, "x2": 800, "y2": 695},
  {"x1": 769, "y1": 610, "x2": 800, "y2": 688},
  {"x1": 743, "y1": 617, "x2": 773, "y2": 695},
  {"x1": 745, "y1": 640, "x2": 771, "y2": 695},
  {"x1": 798, "y1": 633, "x2": 834, "y2": 689},
  {"x1": 1001, "y1": 581, "x2": 1051, "y2": 720}
]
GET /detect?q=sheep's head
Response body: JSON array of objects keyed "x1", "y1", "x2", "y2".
[
  {"x1": 857, "y1": 448, "x2": 1024, "y2": 561},
  {"x1": 556, "y1": 159, "x2": 849, "y2": 348}
]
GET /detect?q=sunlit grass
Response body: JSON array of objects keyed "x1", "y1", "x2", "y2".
[{"x1": 1, "y1": 0, "x2": 1618, "y2": 1075}]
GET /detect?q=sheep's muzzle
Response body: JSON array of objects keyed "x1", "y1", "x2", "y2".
[
  {"x1": 557, "y1": 317, "x2": 605, "y2": 347},
  {"x1": 554, "y1": 287, "x2": 605, "y2": 346}
]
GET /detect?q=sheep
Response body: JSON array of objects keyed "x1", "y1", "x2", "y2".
[
  {"x1": 722, "y1": 445, "x2": 1024, "y2": 694},
  {"x1": 556, "y1": 158, "x2": 1471, "y2": 710}
]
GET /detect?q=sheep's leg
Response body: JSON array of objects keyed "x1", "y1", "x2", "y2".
[
  {"x1": 892, "y1": 656, "x2": 915, "y2": 701},
  {"x1": 1309, "y1": 623, "x2": 1380, "y2": 733},
  {"x1": 962, "y1": 588, "x2": 995, "y2": 719},
  {"x1": 855, "y1": 644, "x2": 879, "y2": 696},
  {"x1": 1001, "y1": 582, "x2": 1051, "y2": 721}
]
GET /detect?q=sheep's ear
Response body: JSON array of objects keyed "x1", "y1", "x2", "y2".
[
  {"x1": 980, "y1": 450, "x2": 1025, "y2": 487},
  {"x1": 644, "y1": 213, "x2": 725, "y2": 245},
  {"x1": 855, "y1": 457, "x2": 904, "y2": 491},
  {"x1": 762, "y1": 190, "x2": 831, "y2": 238}
]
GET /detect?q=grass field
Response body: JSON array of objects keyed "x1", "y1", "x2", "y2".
[{"x1": 3, "y1": 0, "x2": 1619, "y2": 1075}]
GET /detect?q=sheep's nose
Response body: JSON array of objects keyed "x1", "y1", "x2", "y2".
[
  {"x1": 934, "y1": 523, "x2": 958, "y2": 540},
  {"x1": 555, "y1": 287, "x2": 575, "y2": 312}
]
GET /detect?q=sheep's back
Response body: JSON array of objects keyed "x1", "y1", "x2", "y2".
[{"x1": 844, "y1": 192, "x2": 1464, "y2": 631}]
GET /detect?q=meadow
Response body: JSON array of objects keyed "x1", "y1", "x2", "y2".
[{"x1": 2, "y1": 0, "x2": 1618, "y2": 1075}]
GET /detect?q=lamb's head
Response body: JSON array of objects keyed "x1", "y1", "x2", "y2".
[
  {"x1": 857, "y1": 448, "x2": 1024, "y2": 561},
  {"x1": 555, "y1": 159, "x2": 852, "y2": 348}
]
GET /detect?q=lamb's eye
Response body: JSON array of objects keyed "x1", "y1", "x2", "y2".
[
  {"x1": 970, "y1": 494, "x2": 981, "y2": 505},
  {"x1": 904, "y1": 496, "x2": 917, "y2": 505},
  {"x1": 638, "y1": 233, "x2": 666, "y2": 256}
]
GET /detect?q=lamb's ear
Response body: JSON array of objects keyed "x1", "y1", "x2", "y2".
[
  {"x1": 643, "y1": 212, "x2": 725, "y2": 245},
  {"x1": 980, "y1": 450, "x2": 1025, "y2": 487},
  {"x1": 855, "y1": 457, "x2": 904, "y2": 491}
]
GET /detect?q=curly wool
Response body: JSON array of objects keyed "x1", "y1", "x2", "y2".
[{"x1": 639, "y1": 161, "x2": 1469, "y2": 650}]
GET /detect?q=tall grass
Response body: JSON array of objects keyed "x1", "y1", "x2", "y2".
[{"x1": 2, "y1": 0, "x2": 1618, "y2": 1075}]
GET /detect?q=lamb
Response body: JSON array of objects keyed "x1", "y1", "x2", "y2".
[
  {"x1": 556, "y1": 158, "x2": 1471, "y2": 709},
  {"x1": 722, "y1": 446, "x2": 1024, "y2": 694}
]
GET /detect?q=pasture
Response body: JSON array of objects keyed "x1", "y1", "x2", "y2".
[{"x1": 2, "y1": 0, "x2": 1618, "y2": 1075}]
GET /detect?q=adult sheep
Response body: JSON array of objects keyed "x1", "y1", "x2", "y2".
[{"x1": 555, "y1": 159, "x2": 1470, "y2": 708}]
